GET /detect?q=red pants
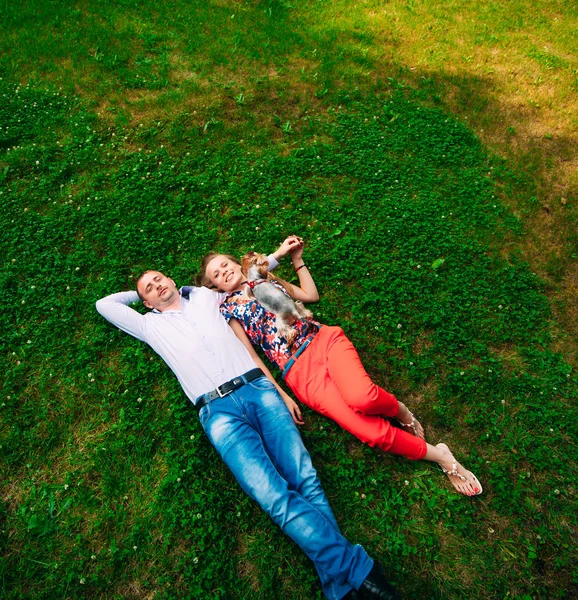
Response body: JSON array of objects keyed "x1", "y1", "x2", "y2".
[{"x1": 285, "y1": 326, "x2": 427, "y2": 460}]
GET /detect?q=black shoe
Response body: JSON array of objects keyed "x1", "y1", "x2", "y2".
[
  {"x1": 341, "y1": 589, "x2": 362, "y2": 600},
  {"x1": 357, "y1": 562, "x2": 402, "y2": 600}
]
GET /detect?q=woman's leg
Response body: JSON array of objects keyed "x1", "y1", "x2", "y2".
[
  {"x1": 322, "y1": 327, "x2": 400, "y2": 416},
  {"x1": 286, "y1": 332, "x2": 427, "y2": 460},
  {"x1": 423, "y1": 443, "x2": 482, "y2": 496}
]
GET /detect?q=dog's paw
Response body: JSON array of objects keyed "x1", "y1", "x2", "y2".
[{"x1": 295, "y1": 301, "x2": 313, "y2": 320}]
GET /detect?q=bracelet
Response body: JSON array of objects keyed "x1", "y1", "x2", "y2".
[{"x1": 294, "y1": 264, "x2": 307, "y2": 273}]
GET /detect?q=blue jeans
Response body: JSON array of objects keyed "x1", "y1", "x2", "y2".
[{"x1": 198, "y1": 376, "x2": 373, "y2": 600}]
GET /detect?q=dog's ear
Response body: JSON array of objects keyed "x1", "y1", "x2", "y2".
[{"x1": 241, "y1": 252, "x2": 256, "y2": 271}]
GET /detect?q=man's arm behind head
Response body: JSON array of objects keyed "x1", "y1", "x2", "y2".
[{"x1": 96, "y1": 290, "x2": 147, "y2": 342}]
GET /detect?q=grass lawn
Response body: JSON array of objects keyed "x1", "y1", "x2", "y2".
[{"x1": 1, "y1": 1, "x2": 577, "y2": 598}]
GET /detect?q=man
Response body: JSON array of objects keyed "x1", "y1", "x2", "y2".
[{"x1": 95, "y1": 243, "x2": 401, "y2": 600}]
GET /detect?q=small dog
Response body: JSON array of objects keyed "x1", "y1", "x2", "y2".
[{"x1": 241, "y1": 252, "x2": 312, "y2": 344}]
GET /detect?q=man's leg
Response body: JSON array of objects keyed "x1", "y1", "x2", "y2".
[
  {"x1": 241, "y1": 377, "x2": 372, "y2": 599},
  {"x1": 199, "y1": 380, "x2": 373, "y2": 600}
]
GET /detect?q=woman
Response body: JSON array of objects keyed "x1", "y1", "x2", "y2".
[{"x1": 198, "y1": 236, "x2": 482, "y2": 496}]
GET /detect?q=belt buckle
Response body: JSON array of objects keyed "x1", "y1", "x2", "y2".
[
  {"x1": 216, "y1": 385, "x2": 231, "y2": 398},
  {"x1": 216, "y1": 377, "x2": 242, "y2": 398}
]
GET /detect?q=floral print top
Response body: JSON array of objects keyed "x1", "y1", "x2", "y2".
[{"x1": 219, "y1": 282, "x2": 320, "y2": 370}]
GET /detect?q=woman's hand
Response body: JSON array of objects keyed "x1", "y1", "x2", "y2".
[
  {"x1": 273, "y1": 235, "x2": 304, "y2": 261},
  {"x1": 289, "y1": 237, "x2": 305, "y2": 263},
  {"x1": 281, "y1": 391, "x2": 305, "y2": 426}
]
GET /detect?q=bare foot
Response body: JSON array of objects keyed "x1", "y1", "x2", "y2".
[
  {"x1": 396, "y1": 402, "x2": 425, "y2": 440},
  {"x1": 436, "y1": 443, "x2": 483, "y2": 496}
]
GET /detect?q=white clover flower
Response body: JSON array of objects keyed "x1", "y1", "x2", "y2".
[
  {"x1": 554, "y1": 489, "x2": 560, "y2": 495},
  {"x1": 397, "y1": 324, "x2": 402, "y2": 329},
  {"x1": 193, "y1": 557, "x2": 199, "y2": 564},
  {"x1": 80, "y1": 578, "x2": 85, "y2": 584},
  {"x1": 91, "y1": 555, "x2": 96, "y2": 560},
  {"x1": 177, "y1": 478, "x2": 181, "y2": 482},
  {"x1": 133, "y1": 546, "x2": 137, "y2": 550},
  {"x1": 404, "y1": 480, "x2": 409, "y2": 486}
]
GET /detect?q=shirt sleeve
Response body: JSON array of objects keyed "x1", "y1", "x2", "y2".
[
  {"x1": 267, "y1": 254, "x2": 279, "y2": 271},
  {"x1": 95, "y1": 291, "x2": 147, "y2": 342}
]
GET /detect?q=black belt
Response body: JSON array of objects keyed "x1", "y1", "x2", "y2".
[{"x1": 194, "y1": 368, "x2": 264, "y2": 413}]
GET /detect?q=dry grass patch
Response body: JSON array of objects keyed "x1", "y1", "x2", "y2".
[
  {"x1": 235, "y1": 532, "x2": 262, "y2": 594},
  {"x1": 305, "y1": 0, "x2": 578, "y2": 360}
]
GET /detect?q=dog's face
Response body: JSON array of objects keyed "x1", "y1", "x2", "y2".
[{"x1": 241, "y1": 252, "x2": 269, "y2": 279}]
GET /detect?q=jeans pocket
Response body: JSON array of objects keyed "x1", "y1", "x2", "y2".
[
  {"x1": 198, "y1": 403, "x2": 211, "y2": 428},
  {"x1": 247, "y1": 376, "x2": 276, "y2": 392}
]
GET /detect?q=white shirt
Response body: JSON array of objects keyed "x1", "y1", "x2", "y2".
[
  {"x1": 96, "y1": 286, "x2": 258, "y2": 403},
  {"x1": 95, "y1": 256, "x2": 279, "y2": 403}
]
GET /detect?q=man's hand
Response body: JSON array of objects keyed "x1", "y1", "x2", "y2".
[{"x1": 272, "y1": 235, "x2": 304, "y2": 261}]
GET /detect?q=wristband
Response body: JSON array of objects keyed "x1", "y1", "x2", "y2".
[{"x1": 295, "y1": 264, "x2": 307, "y2": 273}]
